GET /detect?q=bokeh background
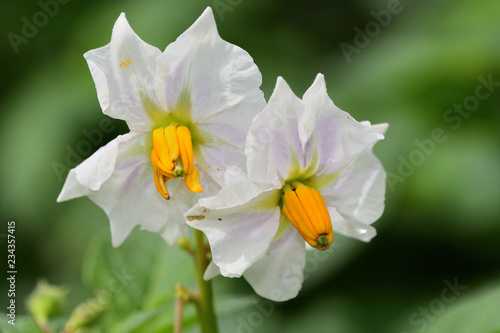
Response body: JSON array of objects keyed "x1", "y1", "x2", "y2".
[{"x1": 1, "y1": 0, "x2": 500, "y2": 332}]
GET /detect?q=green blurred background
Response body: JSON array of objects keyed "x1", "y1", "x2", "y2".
[{"x1": 1, "y1": 0, "x2": 500, "y2": 332}]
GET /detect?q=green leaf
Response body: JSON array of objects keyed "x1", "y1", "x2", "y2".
[
  {"x1": 79, "y1": 228, "x2": 197, "y2": 331},
  {"x1": 79, "y1": 228, "x2": 271, "y2": 332}
]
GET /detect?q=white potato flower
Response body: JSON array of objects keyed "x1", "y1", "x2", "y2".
[
  {"x1": 58, "y1": 8, "x2": 265, "y2": 246},
  {"x1": 187, "y1": 74, "x2": 387, "y2": 301}
]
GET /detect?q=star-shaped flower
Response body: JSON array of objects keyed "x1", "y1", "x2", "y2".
[
  {"x1": 57, "y1": 8, "x2": 265, "y2": 246},
  {"x1": 187, "y1": 74, "x2": 387, "y2": 301}
]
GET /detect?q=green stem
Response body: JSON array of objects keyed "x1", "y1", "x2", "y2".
[{"x1": 193, "y1": 229, "x2": 219, "y2": 333}]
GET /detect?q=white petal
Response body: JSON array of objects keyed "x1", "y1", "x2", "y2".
[
  {"x1": 151, "y1": 7, "x2": 265, "y2": 188},
  {"x1": 196, "y1": 89, "x2": 266, "y2": 189},
  {"x1": 198, "y1": 165, "x2": 278, "y2": 209},
  {"x1": 84, "y1": 13, "x2": 162, "y2": 132},
  {"x1": 154, "y1": 8, "x2": 262, "y2": 121},
  {"x1": 156, "y1": 178, "x2": 198, "y2": 245},
  {"x1": 329, "y1": 206, "x2": 377, "y2": 242},
  {"x1": 60, "y1": 132, "x2": 192, "y2": 246},
  {"x1": 319, "y1": 148, "x2": 386, "y2": 242},
  {"x1": 188, "y1": 203, "x2": 279, "y2": 277},
  {"x1": 203, "y1": 261, "x2": 221, "y2": 280},
  {"x1": 359, "y1": 121, "x2": 387, "y2": 140},
  {"x1": 246, "y1": 77, "x2": 313, "y2": 186},
  {"x1": 303, "y1": 74, "x2": 383, "y2": 176},
  {"x1": 57, "y1": 134, "x2": 127, "y2": 202},
  {"x1": 371, "y1": 122, "x2": 389, "y2": 136},
  {"x1": 243, "y1": 226, "x2": 306, "y2": 302},
  {"x1": 187, "y1": 170, "x2": 281, "y2": 277},
  {"x1": 151, "y1": 7, "x2": 265, "y2": 189}
]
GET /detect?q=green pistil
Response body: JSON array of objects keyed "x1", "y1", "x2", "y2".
[
  {"x1": 317, "y1": 235, "x2": 329, "y2": 248},
  {"x1": 173, "y1": 165, "x2": 185, "y2": 177}
]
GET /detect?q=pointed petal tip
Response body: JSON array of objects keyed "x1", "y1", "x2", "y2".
[
  {"x1": 314, "y1": 72, "x2": 325, "y2": 83},
  {"x1": 56, "y1": 193, "x2": 65, "y2": 203},
  {"x1": 302, "y1": 73, "x2": 331, "y2": 110},
  {"x1": 111, "y1": 12, "x2": 135, "y2": 39},
  {"x1": 56, "y1": 185, "x2": 70, "y2": 202},
  {"x1": 203, "y1": 261, "x2": 221, "y2": 280},
  {"x1": 273, "y1": 76, "x2": 293, "y2": 96},
  {"x1": 196, "y1": 6, "x2": 217, "y2": 28},
  {"x1": 275, "y1": 76, "x2": 288, "y2": 87},
  {"x1": 309, "y1": 73, "x2": 327, "y2": 93},
  {"x1": 110, "y1": 227, "x2": 130, "y2": 248},
  {"x1": 111, "y1": 237, "x2": 123, "y2": 248},
  {"x1": 374, "y1": 122, "x2": 389, "y2": 136},
  {"x1": 114, "y1": 12, "x2": 130, "y2": 28},
  {"x1": 361, "y1": 230, "x2": 377, "y2": 243},
  {"x1": 176, "y1": 6, "x2": 219, "y2": 44},
  {"x1": 202, "y1": 6, "x2": 214, "y2": 17}
]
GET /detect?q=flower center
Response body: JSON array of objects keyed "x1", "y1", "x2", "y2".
[
  {"x1": 281, "y1": 181, "x2": 333, "y2": 251},
  {"x1": 151, "y1": 125, "x2": 203, "y2": 200}
]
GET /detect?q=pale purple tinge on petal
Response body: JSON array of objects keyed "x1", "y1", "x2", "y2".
[
  {"x1": 84, "y1": 13, "x2": 162, "y2": 132},
  {"x1": 319, "y1": 147, "x2": 386, "y2": 242},
  {"x1": 302, "y1": 75, "x2": 387, "y2": 241},
  {"x1": 152, "y1": 7, "x2": 265, "y2": 190},
  {"x1": 187, "y1": 186, "x2": 281, "y2": 277},
  {"x1": 197, "y1": 165, "x2": 279, "y2": 210},
  {"x1": 196, "y1": 89, "x2": 266, "y2": 191},
  {"x1": 59, "y1": 132, "x2": 192, "y2": 246},
  {"x1": 243, "y1": 226, "x2": 306, "y2": 302},
  {"x1": 154, "y1": 7, "x2": 262, "y2": 122},
  {"x1": 60, "y1": 7, "x2": 271, "y2": 249},
  {"x1": 246, "y1": 77, "x2": 314, "y2": 187},
  {"x1": 303, "y1": 74, "x2": 383, "y2": 177},
  {"x1": 187, "y1": 166, "x2": 281, "y2": 277}
]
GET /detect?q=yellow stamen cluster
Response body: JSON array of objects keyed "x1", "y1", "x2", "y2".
[
  {"x1": 151, "y1": 125, "x2": 203, "y2": 200},
  {"x1": 282, "y1": 182, "x2": 333, "y2": 250}
]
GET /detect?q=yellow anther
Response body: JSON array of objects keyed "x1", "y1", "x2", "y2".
[
  {"x1": 164, "y1": 126, "x2": 179, "y2": 162},
  {"x1": 282, "y1": 182, "x2": 333, "y2": 250},
  {"x1": 153, "y1": 170, "x2": 170, "y2": 200},
  {"x1": 152, "y1": 128, "x2": 174, "y2": 172},
  {"x1": 151, "y1": 125, "x2": 203, "y2": 199},
  {"x1": 176, "y1": 126, "x2": 194, "y2": 175},
  {"x1": 184, "y1": 166, "x2": 203, "y2": 193},
  {"x1": 151, "y1": 150, "x2": 174, "y2": 178}
]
